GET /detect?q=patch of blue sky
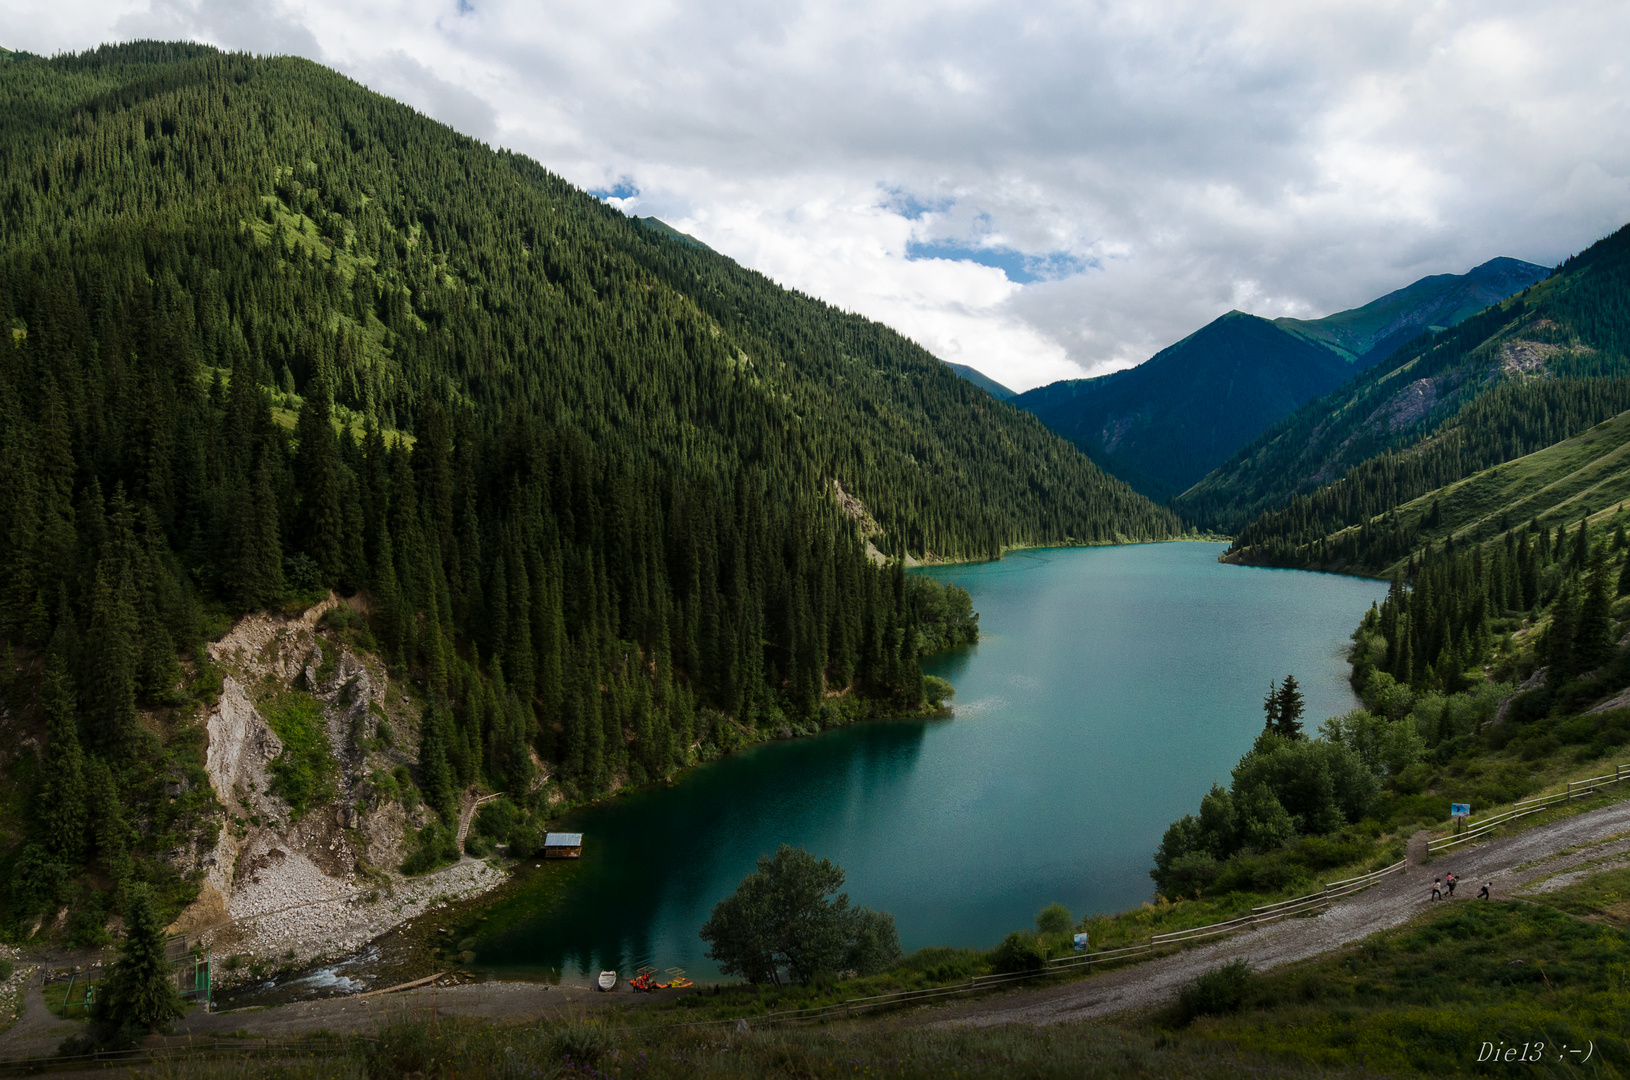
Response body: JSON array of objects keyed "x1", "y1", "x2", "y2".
[
  {"x1": 878, "y1": 187, "x2": 954, "y2": 221},
  {"x1": 589, "y1": 181, "x2": 639, "y2": 201},
  {"x1": 903, "y1": 240, "x2": 1091, "y2": 285}
]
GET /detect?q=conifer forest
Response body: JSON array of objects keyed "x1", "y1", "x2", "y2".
[{"x1": 0, "y1": 43, "x2": 1180, "y2": 933}]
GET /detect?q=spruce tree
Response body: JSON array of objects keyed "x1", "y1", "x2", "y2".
[
  {"x1": 1576, "y1": 544, "x2": 1613, "y2": 671},
  {"x1": 294, "y1": 383, "x2": 346, "y2": 586},
  {"x1": 92, "y1": 884, "x2": 185, "y2": 1038},
  {"x1": 87, "y1": 558, "x2": 140, "y2": 752},
  {"x1": 415, "y1": 704, "x2": 458, "y2": 826},
  {"x1": 37, "y1": 653, "x2": 88, "y2": 860},
  {"x1": 1270, "y1": 674, "x2": 1305, "y2": 739}
]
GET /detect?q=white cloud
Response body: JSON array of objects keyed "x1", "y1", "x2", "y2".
[{"x1": 8, "y1": 0, "x2": 1630, "y2": 390}]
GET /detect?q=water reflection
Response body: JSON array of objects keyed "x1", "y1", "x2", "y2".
[
  {"x1": 477, "y1": 719, "x2": 930, "y2": 979},
  {"x1": 473, "y1": 543, "x2": 1387, "y2": 981}
]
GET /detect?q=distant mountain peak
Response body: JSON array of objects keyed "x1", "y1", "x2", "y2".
[
  {"x1": 1010, "y1": 257, "x2": 1547, "y2": 501},
  {"x1": 943, "y1": 361, "x2": 1016, "y2": 399}
]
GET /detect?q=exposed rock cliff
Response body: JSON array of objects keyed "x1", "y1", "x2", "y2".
[{"x1": 169, "y1": 596, "x2": 505, "y2": 975}]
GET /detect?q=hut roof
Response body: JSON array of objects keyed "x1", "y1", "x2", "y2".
[{"x1": 544, "y1": 832, "x2": 583, "y2": 847}]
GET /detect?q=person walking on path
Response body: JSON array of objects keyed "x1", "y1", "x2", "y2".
[
  {"x1": 1445, "y1": 872, "x2": 1457, "y2": 898},
  {"x1": 1478, "y1": 881, "x2": 1491, "y2": 900},
  {"x1": 1431, "y1": 878, "x2": 1443, "y2": 901}
]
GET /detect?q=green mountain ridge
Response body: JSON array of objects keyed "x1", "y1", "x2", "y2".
[
  {"x1": 1012, "y1": 311, "x2": 1354, "y2": 500},
  {"x1": 1012, "y1": 260, "x2": 1547, "y2": 502},
  {"x1": 637, "y1": 216, "x2": 713, "y2": 252},
  {"x1": 1196, "y1": 221, "x2": 1630, "y2": 556},
  {"x1": 1275, "y1": 256, "x2": 1549, "y2": 363},
  {"x1": 1228, "y1": 406, "x2": 1630, "y2": 576},
  {"x1": 943, "y1": 361, "x2": 1016, "y2": 400}
]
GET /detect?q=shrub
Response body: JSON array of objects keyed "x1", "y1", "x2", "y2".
[
  {"x1": 400, "y1": 822, "x2": 459, "y2": 875},
  {"x1": 509, "y1": 822, "x2": 544, "y2": 859},
  {"x1": 547, "y1": 1020, "x2": 615, "y2": 1064},
  {"x1": 1176, "y1": 960, "x2": 1255, "y2": 1023},
  {"x1": 1035, "y1": 903, "x2": 1073, "y2": 937},
  {"x1": 1161, "y1": 851, "x2": 1220, "y2": 898},
  {"x1": 261, "y1": 691, "x2": 336, "y2": 818},
  {"x1": 475, "y1": 798, "x2": 521, "y2": 843},
  {"x1": 846, "y1": 907, "x2": 905, "y2": 975},
  {"x1": 989, "y1": 931, "x2": 1046, "y2": 975},
  {"x1": 923, "y1": 675, "x2": 956, "y2": 707}
]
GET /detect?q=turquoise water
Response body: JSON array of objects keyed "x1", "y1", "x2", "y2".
[{"x1": 473, "y1": 542, "x2": 1387, "y2": 980}]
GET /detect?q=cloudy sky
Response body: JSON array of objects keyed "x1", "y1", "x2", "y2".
[{"x1": 10, "y1": 1, "x2": 1630, "y2": 390}]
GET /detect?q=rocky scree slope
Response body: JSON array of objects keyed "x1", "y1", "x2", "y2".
[{"x1": 171, "y1": 597, "x2": 503, "y2": 978}]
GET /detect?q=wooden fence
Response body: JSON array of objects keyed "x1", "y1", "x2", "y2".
[
  {"x1": 672, "y1": 857, "x2": 1409, "y2": 1029},
  {"x1": 1427, "y1": 763, "x2": 1630, "y2": 854}
]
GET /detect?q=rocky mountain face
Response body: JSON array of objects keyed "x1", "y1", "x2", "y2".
[{"x1": 171, "y1": 598, "x2": 504, "y2": 978}]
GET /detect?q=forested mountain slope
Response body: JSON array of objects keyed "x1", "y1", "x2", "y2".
[
  {"x1": 1012, "y1": 262, "x2": 1544, "y2": 502},
  {"x1": 1181, "y1": 222, "x2": 1630, "y2": 540},
  {"x1": 944, "y1": 362, "x2": 1015, "y2": 400},
  {"x1": 0, "y1": 41, "x2": 1177, "y2": 940},
  {"x1": 1228, "y1": 406, "x2": 1630, "y2": 575},
  {"x1": 1012, "y1": 312, "x2": 1352, "y2": 499}
]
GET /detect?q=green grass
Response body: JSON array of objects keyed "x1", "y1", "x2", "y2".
[
  {"x1": 42, "y1": 976, "x2": 100, "y2": 1019},
  {"x1": 260, "y1": 690, "x2": 336, "y2": 819},
  {"x1": 101, "y1": 1011, "x2": 1400, "y2": 1080},
  {"x1": 1325, "y1": 407, "x2": 1630, "y2": 577},
  {"x1": 1162, "y1": 901, "x2": 1630, "y2": 1076},
  {"x1": 1530, "y1": 864, "x2": 1630, "y2": 928}
]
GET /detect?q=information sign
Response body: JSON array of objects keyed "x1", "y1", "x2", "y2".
[{"x1": 1451, "y1": 803, "x2": 1471, "y2": 818}]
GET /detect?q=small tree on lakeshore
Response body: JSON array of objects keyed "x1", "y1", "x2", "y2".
[{"x1": 699, "y1": 844, "x2": 900, "y2": 986}]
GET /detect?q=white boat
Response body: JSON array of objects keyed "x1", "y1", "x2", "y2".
[{"x1": 597, "y1": 970, "x2": 617, "y2": 991}]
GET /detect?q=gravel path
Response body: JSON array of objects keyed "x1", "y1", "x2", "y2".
[
  {"x1": 928, "y1": 798, "x2": 1630, "y2": 1028},
  {"x1": 204, "y1": 854, "x2": 505, "y2": 966},
  {"x1": 0, "y1": 968, "x2": 77, "y2": 1060}
]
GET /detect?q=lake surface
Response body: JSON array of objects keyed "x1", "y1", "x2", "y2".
[{"x1": 472, "y1": 542, "x2": 1388, "y2": 982}]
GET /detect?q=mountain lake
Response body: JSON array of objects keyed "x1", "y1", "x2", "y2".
[{"x1": 453, "y1": 541, "x2": 1389, "y2": 984}]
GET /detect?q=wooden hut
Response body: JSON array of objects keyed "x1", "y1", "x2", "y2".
[{"x1": 543, "y1": 832, "x2": 583, "y2": 859}]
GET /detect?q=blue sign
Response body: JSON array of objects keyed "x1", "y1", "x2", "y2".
[{"x1": 1451, "y1": 803, "x2": 1471, "y2": 817}]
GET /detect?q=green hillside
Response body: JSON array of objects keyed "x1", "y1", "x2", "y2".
[
  {"x1": 1228, "y1": 407, "x2": 1630, "y2": 575},
  {"x1": 0, "y1": 42, "x2": 1178, "y2": 939},
  {"x1": 944, "y1": 361, "x2": 1015, "y2": 400},
  {"x1": 1180, "y1": 222, "x2": 1630, "y2": 538},
  {"x1": 638, "y1": 216, "x2": 713, "y2": 252}
]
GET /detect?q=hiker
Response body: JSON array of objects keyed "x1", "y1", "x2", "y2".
[
  {"x1": 1431, "y1": 878, "x2": 1443, "y2": 901},
  {"x1": 1445, "y1": 871, "x2": 1457, "y2": 898},
  {"x1": 1479, "y1": 881, "x2": 1491, "y2": 901}
]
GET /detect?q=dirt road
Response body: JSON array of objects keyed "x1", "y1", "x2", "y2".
[{"x1": 927, "y1": 799, "x2": 1630, "y2": 1027}]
